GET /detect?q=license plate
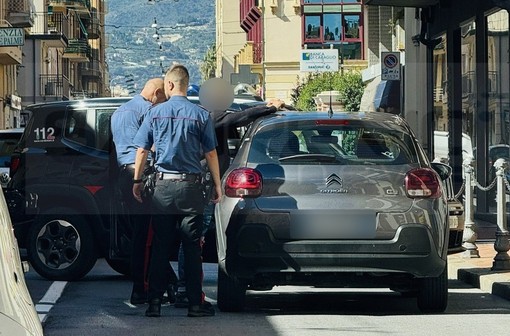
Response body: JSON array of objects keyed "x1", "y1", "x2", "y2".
[{"x1": 290, "y1": 210, "x2": 377, "y2": 239}]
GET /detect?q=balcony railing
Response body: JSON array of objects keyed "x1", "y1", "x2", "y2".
[
  {"x1": 462, "y1": 70, "x2": 498, "y2": 96},
  {"x1": 238, "y1": 41, "x2": 263, "y2": 65},
  {"x1": 253, "y1": 42, "x2": 262, "y2": 64},
  {"x1": 49, "y1": 0, "x2": 91, "y2": 12},
  {"x1": 7, "y1": 0, "x2": 35, "y2": 28},
  {"x1": 29, "y1": 12, "x2": 69, "y2": 47},
  {"x1": 40, "y1": 74, "x2": 71, "y2": 100},
  {"x1": 64, "y1": 38, "x2": 91, "y2": 62},
  {"x1": 79, "y1": 61, "x2": 103, "y2": 78},
  {"x1": 85, "y1": 12, "x2": 100, "y2": 39}
]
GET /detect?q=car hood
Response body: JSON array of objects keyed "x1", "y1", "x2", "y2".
[{"x1": 251, "y1": 163, "x2": 417, "y2": 213}]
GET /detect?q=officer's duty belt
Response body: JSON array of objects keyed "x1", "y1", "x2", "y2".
[{"x1": 158, "y1": 172, "x2": 201, "y2": 183}]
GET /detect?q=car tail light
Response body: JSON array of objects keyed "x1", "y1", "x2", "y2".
[
  {"x1": 225, "y1": 168, "x2": 262, "y2": 198},
  {"x1": 9, "y1": 156, "x2": 20, "y2": 176},
  {"x1": 405, "y1": 168, "x2": 442, "y2": 198}
]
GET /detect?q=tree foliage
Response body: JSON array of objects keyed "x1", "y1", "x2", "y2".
[
  {"x1": 291, "y1": 71, "x2": 365, "y2": 111},
  {"x1": 200, "y1": 43, "x2": 217, "y2": 82}
]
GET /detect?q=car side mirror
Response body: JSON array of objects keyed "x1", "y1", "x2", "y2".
[{"x1": 431, "y1": 162, "x2": 452, "y2": 181}]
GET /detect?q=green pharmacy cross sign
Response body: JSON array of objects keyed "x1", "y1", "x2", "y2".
[{"x1": 0, "y1": 28, "x2": 24, "y2": 47}]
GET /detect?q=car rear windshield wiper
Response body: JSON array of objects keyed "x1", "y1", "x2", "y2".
[{"x1": 279, "y1": 153, "x2": 338, "y2": 163}]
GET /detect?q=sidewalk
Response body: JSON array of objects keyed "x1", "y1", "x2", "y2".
[{"x1": 448, "y1": 240, "x2": 510, "y2": 300}]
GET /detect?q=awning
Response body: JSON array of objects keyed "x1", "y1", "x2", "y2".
[{"x1": 363, "y1": 0, "x2": 439, "y2": 7}]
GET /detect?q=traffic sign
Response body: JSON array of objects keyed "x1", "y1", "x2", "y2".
[{"x1": 381, "y1": 52, "x2": 401, "y2": 81}]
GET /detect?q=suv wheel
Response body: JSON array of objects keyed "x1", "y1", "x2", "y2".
[
  {"x1": 416, "y1": 262, "x2": 448, "y2": 313},
  {"x1": 217, "y1": 266, "x2": 246, "y2": 312},
  {"x1": 27, "y1": 209, "x2": 97, "y2": 281}
]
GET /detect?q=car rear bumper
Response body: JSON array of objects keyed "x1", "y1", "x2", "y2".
[{"x1": 222, "y1": 223, "x2": 446, "y2": 281}]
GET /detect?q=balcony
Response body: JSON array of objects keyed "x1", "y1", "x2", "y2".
[
  {"x1": 0, "y1": 24, "x2": 22, "y2": 64},
  {"x1": 238, "y1": 41, "x2": 263, "y2": 65},
  {"x1": 79, "y1": 61, "x2": 103, "y2": 78},
  {"x1": 63, "y1": 38, "x2": 91, "y2": 62},
  {"x1": 85, "y1": 12, "x2": 100, "y2": 39},
  {"x1": 0, "y1": 46, "x2": 22, "y2": 64},
  {"x1": 49, "y1": 0, "x2": 91, "y2": 13},
  {"x1": 29, "y1": 13, "x2": 69, "y2": 48},
  {"x1": 7, "y1": 0, "x2": 35, "y2": 28},
  {"x1": 40, "y1": 74, "x2": 71, "y2": 100}
]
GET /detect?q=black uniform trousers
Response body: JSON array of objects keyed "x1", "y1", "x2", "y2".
[
  {"x1": 148, "y1": 177, "x2": 205, "y2": 306},
  {"x1": 117, "y1": 165, "x2": 152, "y2": 293}
]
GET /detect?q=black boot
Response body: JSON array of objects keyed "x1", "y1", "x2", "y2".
[
  {"x1": 130, "y1": 288, "x2": 147, "y2": 305},
  {"x1": 145, "y1": 298, "x2": 162, "y2": 317}
]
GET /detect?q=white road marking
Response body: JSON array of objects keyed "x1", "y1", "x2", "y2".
[{"x1": 35, "y1": 281, "x2": 67, "y2": 323}]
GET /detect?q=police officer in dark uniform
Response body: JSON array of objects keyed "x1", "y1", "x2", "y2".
[
  {"x1": 174, "y1": 96, "x2": 286, "y2": 307},
  {"x1": 111, "y1": 78, "x2": 167, "y2": 305},
  {"x1": 132, "y1": 64, "x2": 221, "y2": 318}
]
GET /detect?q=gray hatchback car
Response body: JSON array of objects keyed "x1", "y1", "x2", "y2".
[{"x1": 215, "y1": 111, "x2": 450, "y2": 313}]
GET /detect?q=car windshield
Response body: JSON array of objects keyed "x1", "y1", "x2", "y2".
[{"x1": 248, "y1": 121, "x2": 419, "y2": 165}]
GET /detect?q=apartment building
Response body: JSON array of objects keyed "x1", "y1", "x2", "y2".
[
  {"x1": 16, "y1": 0, "x2": 108, "y2": 117},
  {"x1": 216, "y1": 0, "x2": 371, "y2": 102},
  {"x1": 0, "y1": 0, "x2": 30, "y2": 128}
]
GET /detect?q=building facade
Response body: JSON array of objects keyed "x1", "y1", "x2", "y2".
[
  {"x1": 15, "y1": 0, "x2": 108, "y2": 119},
  {"x1": 366, "y1": 0, "x2": 510, "y2": 221},
  {"x1": 216, "y1": 0, "x2": 370, "y2": 102},
  {"x1": 0, "y1": 0, "x2": 31, "y2": 129}
]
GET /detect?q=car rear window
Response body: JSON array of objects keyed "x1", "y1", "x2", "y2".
[{"x1": 248, "y1": 121, "x2": 419, "y2": 165}]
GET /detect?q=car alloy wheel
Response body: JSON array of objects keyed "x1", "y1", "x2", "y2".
[{"x1": 27, "y1": 209, "x2": 97, "y2": 281}]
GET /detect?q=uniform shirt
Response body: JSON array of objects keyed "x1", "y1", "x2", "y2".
[
  {"x1": 111, "y1": 95, "x2": 152, "y2": 166},
  {"x1": 133, "y1": 96, "x2": 217, "y2": 174}
]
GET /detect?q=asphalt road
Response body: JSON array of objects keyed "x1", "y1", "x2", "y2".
[{"x1": 25, "y1": 259, "x2": 510, "y2": 336}]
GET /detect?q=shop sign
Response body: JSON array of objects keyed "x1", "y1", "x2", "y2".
[
  {"x1": 300, "y1": 49, "x2": 339, "y2": 72},
  {"x1": 10, "y1": 95, "x2": 22, "y2": 110},
  {"x1": 0, "y1": 28, "x2": 24, "y2": 47}
]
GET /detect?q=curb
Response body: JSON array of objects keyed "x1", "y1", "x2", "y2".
[{"x1": 449, "y1": 242, "x2": 510, "y2": 301}]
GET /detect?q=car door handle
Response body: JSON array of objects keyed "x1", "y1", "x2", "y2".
[{"x1": 81, "y1": 165, "x2": 106, "y2": 172}]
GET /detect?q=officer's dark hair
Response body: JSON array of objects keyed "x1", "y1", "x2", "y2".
[{"x1": 165, "y1": 64, "x2": 189, "y2": 88}]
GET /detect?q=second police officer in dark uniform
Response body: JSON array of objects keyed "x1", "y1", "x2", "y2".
[
  {"x1": 132, "y1": 64, "x2": 221, "y2": 318},
  {"x1": 110, "y1": 78, "x2": 167, "y2": 305}
]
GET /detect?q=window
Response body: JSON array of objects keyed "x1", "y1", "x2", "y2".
[
  {"x1": 248, "y1": 123, "x2": 416, "y2": 165},
  {"x1": 96, "y1": 109, "x2": 116, "y2": 151},
  {"x1": 302, "y1": 1, "x2": 363, "y2": 60}
]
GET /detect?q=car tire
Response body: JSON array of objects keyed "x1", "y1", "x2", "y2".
[
  {"x1": 105, "y1": 257, "x2": 131, "y2": 276},
  {"x1": 217, "y1": 265, "x2": 246, "y2": 312},
  {"x1": 27, "y1": 209, "x2": 97, "y2": 281},
  {"x1": 416, "y1": 262, "x2": 448, "y2": 313}
]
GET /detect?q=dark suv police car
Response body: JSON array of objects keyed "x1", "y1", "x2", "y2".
[
  {"x1": 4, "y1": 96, "x2": 266, "y2": 281},
  {"x1": 5, "y1": 98, "x2": 132, "y2": 280}
]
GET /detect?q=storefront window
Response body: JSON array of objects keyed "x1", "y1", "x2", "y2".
[
  {"x1": 432, "y1": 34, "x2": 448, "y2": 162},
  {"x1": 461, "y1": 20, "x2": 477, "y2": 161},
  {"x1": 487, "y1": 10, "x2": 510, "y2": 147}
]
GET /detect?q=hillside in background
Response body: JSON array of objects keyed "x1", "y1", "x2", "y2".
[{"x1": 105, "y1": 0, "x2": 215, "y2": 94}]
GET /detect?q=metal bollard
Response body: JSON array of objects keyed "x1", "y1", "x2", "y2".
[
  {"x1": 462, "y1": 156, "x2": 480, "y2": 258},
  {"x1": 492, "y1": 158, "x2": 510, "y2": 271}
]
